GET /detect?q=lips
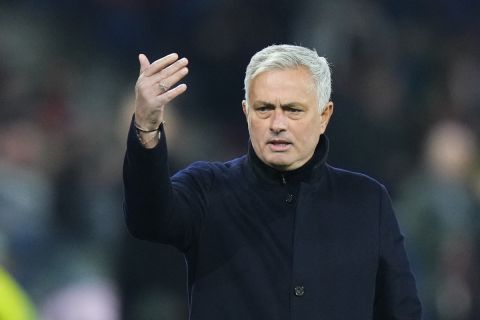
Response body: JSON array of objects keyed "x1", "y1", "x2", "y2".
[{"x1": 267, "y1": 139, "x2": 292, "y2": 152}]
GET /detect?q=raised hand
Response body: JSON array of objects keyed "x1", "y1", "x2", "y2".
[{"x1": 134, "y1": 53, "x2": 189, "y2": 147}]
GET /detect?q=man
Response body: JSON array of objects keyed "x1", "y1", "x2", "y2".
[{"x1": 123, "y1": 44, "x2": 421, "y2": 319}]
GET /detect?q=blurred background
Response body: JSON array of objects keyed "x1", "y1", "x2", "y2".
[{"x1": 0, "y1": 0, "x2": 479, "y2": 319}]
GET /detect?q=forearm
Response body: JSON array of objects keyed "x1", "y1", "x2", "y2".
[{"x1": 123, "y1": 119, "x2": 173, "y2": 240}]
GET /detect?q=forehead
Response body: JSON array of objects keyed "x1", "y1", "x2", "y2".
[{"x1": 248, "y1": 67, "x2": 317, "y2": 104}]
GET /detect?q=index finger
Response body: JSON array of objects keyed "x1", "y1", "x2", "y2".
[{"x1": 144, "y1": 53, "x2": 179, "y2": 77}]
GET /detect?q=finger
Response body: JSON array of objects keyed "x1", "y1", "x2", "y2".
[
  {"x1": 148, "y1": 58, "x2": 188, "y2": 86},
  {"x1": 155, "y1": 83, "x2": 188, "y2": 105},
  {"x1": 138, "y1": 54, "x2": 151, "y2": 75},
  {"x1": 156, "y1": 67, "x2": 189, "y2": 95},
  {"x1": 160, "y1": 57, "x2": 188, "y2": 79},
  {"x1": 144, "y1": 53, "x2": 179, "y2": 77}
]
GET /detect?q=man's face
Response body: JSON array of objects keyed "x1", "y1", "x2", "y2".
[{"x1": 243, "y1": 67, "x2": 333, "y2": 171}]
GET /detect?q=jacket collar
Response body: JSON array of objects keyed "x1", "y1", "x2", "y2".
[{"x1": 246, "y1": 135, "x2": 329, "y2": 185}]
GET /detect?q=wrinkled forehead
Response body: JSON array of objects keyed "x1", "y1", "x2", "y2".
[
  {"x1": 250, "y1": 64, "x2": 313, "y2": 84},
  {"x1": 247, "y1": 67, "x2": 318, "y2": 104}
]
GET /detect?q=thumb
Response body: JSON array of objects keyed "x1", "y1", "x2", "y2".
[{"x1": 138, "y1": 54, "x2": 150, "y2": 75}]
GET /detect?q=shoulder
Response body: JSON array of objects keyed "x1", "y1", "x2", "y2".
[
  {"x1": 326, "y1": 164, "x2": 384, "y2": 186},
  {"x1": 187, "y1": 154, "x2": 246, "y2": 173},
  {"x1": 170, "y1": 156, "x2": 247, "y2": 194},
  {"x1": 325, "y1": 163, "x2": 387, "y2": 198},
  {"x1": 172, "y1": 155, "x2": 247, "y2": 182}
]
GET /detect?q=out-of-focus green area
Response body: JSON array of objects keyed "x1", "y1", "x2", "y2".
[{"x1": 0, "y1": 1, "x2": 479, "y2": 319}]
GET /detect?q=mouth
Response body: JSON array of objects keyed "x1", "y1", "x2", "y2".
[{"x1": 267, "y1": 139, "x2": 292, "y2": 152}]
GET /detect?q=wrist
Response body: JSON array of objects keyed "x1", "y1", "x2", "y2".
[
  {"x1": 134, "y1": 119, "x2": 163, "y2": 132},
  {"x1": 134, "y1": 122, "x2": 164, "y2": 149},
  {"x1": 136, "y1": 130, "x2": 160, "y2": 149}
]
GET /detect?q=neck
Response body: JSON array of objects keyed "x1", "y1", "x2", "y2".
[{"x1": 248, "y1": 135, "x2": 329, "y2": 185}]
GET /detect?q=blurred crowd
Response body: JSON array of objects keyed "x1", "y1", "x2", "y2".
[{"x1": 0, "y1": 0, "x2": 479, "y2": 319}]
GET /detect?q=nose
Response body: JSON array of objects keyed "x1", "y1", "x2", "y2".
[{"x1": 270, "y1": 108, "x2": 287, "y2": 133}]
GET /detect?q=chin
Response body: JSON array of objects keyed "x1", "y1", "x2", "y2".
[{"x1": 264, "y1": 156, "x2": 292, "y2": 170}]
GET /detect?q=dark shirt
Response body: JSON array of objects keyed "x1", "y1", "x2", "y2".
[{"x1": 123, "y1": 121, "x2": 422, "y2": 320}]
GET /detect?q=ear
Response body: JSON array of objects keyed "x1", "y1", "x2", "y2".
[
  {"x1": 319, "y1": 101, "x2": 334, "y2": 133},
  {"x1": 242, "y1": 100, "x2": 248, "y2": 117}
]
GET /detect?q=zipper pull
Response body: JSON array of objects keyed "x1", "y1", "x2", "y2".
[{"x1": 281, "y1": 174, "x2": 287, "y2": 185}]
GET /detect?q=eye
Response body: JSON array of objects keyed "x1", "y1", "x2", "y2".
[
  {"x1": 286, "y1": 107, "x2": 302, "y2": 113},
  {"x1": 255, "y1": 105, "x2": 273, "y2": 113}
]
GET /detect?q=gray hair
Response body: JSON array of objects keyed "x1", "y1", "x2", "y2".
[{"x1": 244, "y1": 44, "x2": 331, "y2": 112}]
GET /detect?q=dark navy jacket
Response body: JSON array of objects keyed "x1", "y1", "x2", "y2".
[{"x1": 123, "y1": 122, "x2": 421, "y2": 320}]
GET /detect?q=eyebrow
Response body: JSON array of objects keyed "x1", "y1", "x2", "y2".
[{"x1": 253, "y1": 101, "x2": 304, "y2": 109}]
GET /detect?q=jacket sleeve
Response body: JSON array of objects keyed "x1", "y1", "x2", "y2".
[
  {"x1": 374, "y1": 185, "x2": 422, "y2": 320},
  {"x1": 122, "y1": 117, "x2": 213, "y2": 252}
]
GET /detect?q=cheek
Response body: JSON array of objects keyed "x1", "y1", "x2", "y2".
[
  {"x1": 298, "y1": 133, "x2": 319, "y2": 150},
  {"x1": 294, "y1": 122, "x2": 323, "y2": 148},
  {"x1": 248, "y1": 119, "x2": 266, "y2": 138},
  {"x1": 247, "y1": 120, "x2": 263, "y2": 149}
]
